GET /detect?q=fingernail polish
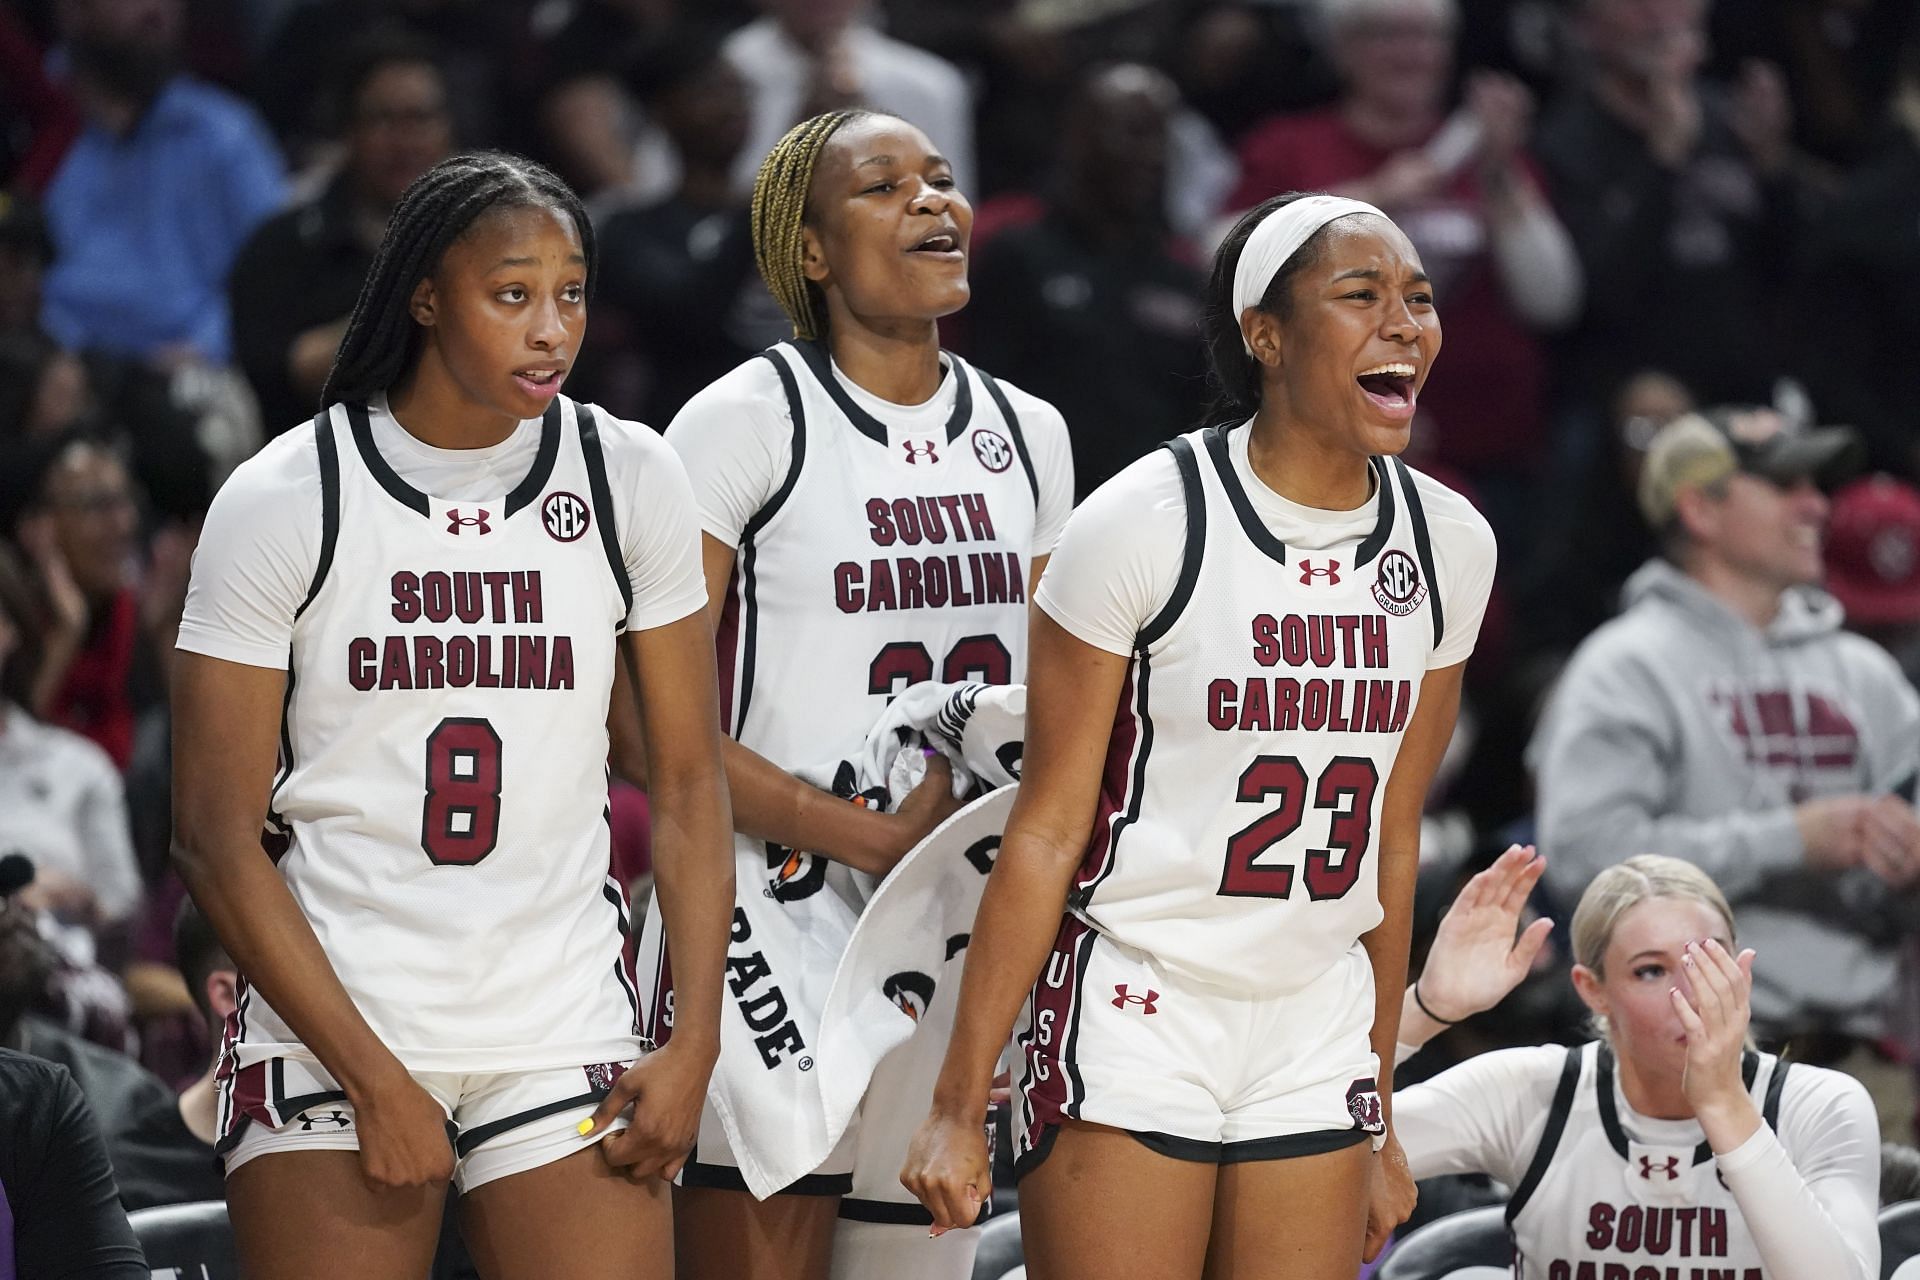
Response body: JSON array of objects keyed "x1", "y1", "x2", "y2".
[{"x1": 576, "y1": 1119, "x2": 595, "y2": 1136}]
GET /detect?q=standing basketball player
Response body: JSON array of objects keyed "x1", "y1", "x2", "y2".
[
  {"x1": 902, "y1": 192, "x2": 1498, "y2": 1278},
  {"x1": 1396, "y1": 855, "x2": 1879, "y2": 1279},
  {"x1": 648, "y1": 110, "x2": 1073, "y2": 1280},
  {"x1": 171, "y1": 152, "x2": 733, "y2": 1279}
]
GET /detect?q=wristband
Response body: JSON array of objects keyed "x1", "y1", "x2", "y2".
[{"x1": 1413, "y1": 982, "x2": 1464, "y2": 1027}]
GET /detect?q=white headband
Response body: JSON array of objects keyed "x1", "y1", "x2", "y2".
[{"x1": 1232, "y1": 195, "x2": 1386, "y2": 354}]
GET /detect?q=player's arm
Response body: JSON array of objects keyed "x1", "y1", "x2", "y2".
[
  {"x1": 1358, "y1": 659, "x2": 1468, "y2": 1254},
  {"x1": 902, "y1": 607, "x2": 1127, "y2": 1231},
  {"x1": 612, "y1": 534, "x2": 960, "y2": 877},
  {"x1": 589, "y1": 611, "x2": 733, "y2": 1178},
  {"x1": 171, "y1": 652, "x2": 452, "y2": 1188}
]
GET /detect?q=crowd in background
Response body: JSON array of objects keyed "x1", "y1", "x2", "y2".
[{"x1": 3, "y1": 0, "x2": 1920, "y2": 1237}]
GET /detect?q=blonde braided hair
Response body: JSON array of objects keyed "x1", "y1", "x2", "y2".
[{"x1": 751, "y1": 109, "x2": 874, "y2": 341}]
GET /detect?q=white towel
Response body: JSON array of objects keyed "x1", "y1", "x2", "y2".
[{"x1": 637, "y1": 683, "x2": 1025, "y2": 1199}]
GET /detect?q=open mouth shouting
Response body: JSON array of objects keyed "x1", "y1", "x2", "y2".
[
  {"x1": 1355, "y1": 361, "x2": 1417, "y2": 418},
  {"x1": 907, "y1": 227, "x2": 963, "y2": 261}
]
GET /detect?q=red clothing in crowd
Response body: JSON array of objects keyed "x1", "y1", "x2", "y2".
[
  {"x1": 1227, "y1": 109, "x2": 1549, "y2": 473},
  {"x1": 49, "y1": 589, "x2": 139, "y2": 769}
]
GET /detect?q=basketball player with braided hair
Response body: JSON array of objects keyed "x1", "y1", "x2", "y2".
[
  {"x1": 173, "y1": 151, "x2": 733, "y2": 1277},
  {"x1": 902, "y1": 192, "x2": 1497, "y2": 1278},
  {"x1": 639, "y1": 110, "x2": 1073, "y2": 1280}
]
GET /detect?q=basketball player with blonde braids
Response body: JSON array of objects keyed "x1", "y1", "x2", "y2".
[{"x1": 634, "y1": 109, "x2": 1074, "y2": 1280}]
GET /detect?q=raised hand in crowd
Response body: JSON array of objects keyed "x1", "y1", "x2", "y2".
[{"x1": 1794, "y1": 794, "x2": 1920, "y2": 890}]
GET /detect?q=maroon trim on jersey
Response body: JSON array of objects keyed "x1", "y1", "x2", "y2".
[
  {"x1": 715, "y1": 566, "x2": 742, "y2": 732},
  {"x1": 1073, "y1": 659, "x2": 1144, "y2": 898},
  {"x1": 1014, "y1": 913, "x2": 1094, "y2": 1177}
]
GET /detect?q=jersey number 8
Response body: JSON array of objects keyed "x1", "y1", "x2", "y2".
[
  {"x1": 1218, "y1": 754, "x2": 1378, "y2": 900},
  {"x1": 421, "y1": 716, "x2": 503, "y2": 866}
]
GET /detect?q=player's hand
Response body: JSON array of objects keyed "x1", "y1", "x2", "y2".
[
  {"x1": 1672, "y1": 938, "x2": 1757, "y2": 1116},
  {"x1": 352, "y1": 1071, "x2": 454, "y2": 1188},
  {"x1": 589, "y1": 1040, "x2": 715, "y2": 1182},
  {"x1": 882, "y1": 754, "x2": 965, "y2": 867},
  {"x1": 1364, "y1": 1133, "x2": 1417, "y2": 1261},
  {"x1": 900, "y1": 1106, "x2": 990, "y2": 1236},
  {"x1": 1417, "y1": 844, "x2": 1554, "y2": 1024}
]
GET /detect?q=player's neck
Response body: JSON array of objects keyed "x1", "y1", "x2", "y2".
[
  {"x1": 1244, "y1": 414, "x2": 1374, "y2": 511},
  {"x1": 827, "y1": 320, "x2": 943, "y2": 406},
  {"x1": 179, "y1": 1067, "x2": 219, "y2": 1146},
  {"x1": 1614, "y1": 1051, "x2": 1694, "y2": 1122},
  {"x1": 386, "y1": 362, "x2": 522, "y2": 451}
]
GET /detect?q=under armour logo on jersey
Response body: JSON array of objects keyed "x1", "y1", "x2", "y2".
[
  {"x1": 1638, "y1": 1155, "x2": 1681, "y2": 1181},
  {"x1": 903, "y1": 440, "x2": 939, "y2": 465},
  {"x1": 447, "y1": 508, "x2": 491, "y2": 535},
  {"x1": 1299, "y1": 559, "x2": 1341, "y2": 586},
  {"x1": 297, "y1": 1110, "x2": 353, "y2": 1131},
  {"x1": 1112, "y1": 984, "x2": 1158, "y2": 1014}
]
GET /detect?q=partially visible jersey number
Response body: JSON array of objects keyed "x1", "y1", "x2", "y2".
[
  {"x1": 868, "y1": 634, "x2": 1013, "y2": 697},
  {"x1": 1219, "y1": 755, "x2": 1379, "y2": 900},
  {"x1": 421, "y1": 716, "x2": 503, "y2": 866}
]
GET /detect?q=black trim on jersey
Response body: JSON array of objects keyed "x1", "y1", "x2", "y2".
[
  {"x1": 838, "y1": 1195, "x2": 994, "y2": 1226},
  {"x1": 455, "y1": 1091, "x2": 602, "y2": 1157},
  {"x1": 1762, "y1": 1058, "x2": 1791, "y2": 1129},
  {"x1": 575, "y1": 404, "x2": 634, "y2": 624},
  {"x1": 264, "y1": 655, "x2": 298, "y2": 847},
  {"x1": 731, "y1": 350, "x2": 811, "y2": 737},
  {"x1": 1595, "y1": 1043, "x2": 1759, "y2": 1166},
  {"x1": 1505, "y1": 1043, "x2": 1584, "y2": 1224},
  {"x1": 678, "y1": 1153, "x2": 853, "y2": 1197},
  {"x1": 1013, "y1": 1122, "x2": 1062, "y2": 1182},
  {"x1": 1201, "y1": 425, "x2": 1397, "y2": 568},
  {"x1": 344, "y1": 398, "x2": 562, "y2": 520},
  {"x1": 1390, "y1": 457, "x2": 1446, "y2": 649},
  {"x1": 788, "y1": 338, "x2": 973, "y2": 447},
  {"x1": 972, "y1": 365, "x2": 1039, "y2": 503},
  {"x1": 1352, "y1": 457, "x2": 1395, "y2": 569},
  {"x1": 602, "y1": 878, "x2": 642, "y2": 1030},
  {"x1": 297, "y1": 410, "x2": 340, "y2": 619},
  {"x1": 504, "y1": 399, "x2": 564, "y2": 517},
  {"x1": 271, "y1": 1058, "x2": 350, "y2": 1125},
  {"x1": 1139, "y1": 437, "x2": 1207, "y2": 648}
]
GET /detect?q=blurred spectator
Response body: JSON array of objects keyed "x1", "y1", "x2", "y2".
[
  {"x1": 1531, "y1": 406, "x2": 1920, "y2": 1139},
  {"x1": 1825, "y1": 475, "x2": 1920, "y2": 686},
  {"x1": 1170, "y1": 2, "x2": 1340, "y2": 143},
  {"x1": 1791, "y1": 35, "x2": 1920, "y2": 479},
  {"x1": 0, "y1": 6, "x2": 82, "y2": 193},
  {"x1": 40, "y1": 0, "x2": 286, "y2": 369},
  {"x1": 0, "y1": 193, "x2": 55, "y2": 339},
  {"x1": 1534, "y1": 0, "x2": 1807, "y2": 418},
  {"x1": 594, "y1": 30, "x2": 786, "y2": 426},
  {"x1": 0, "y1": 550, "x2": 141, "y2": 939},
  {"x1": 109, "y1": 899, "x2": 227, "y2": 1210},
  {"x1": 0, "y1": 334, "x2": 92, "y2": 440},
  {"x1": 229, "y1": 34, "x2": 454, "y2": 435},
  {"x1": 0, "y1": 1049, "x2": 147, "y2": 1277},
  {"x1": 7, "y1": 433, "x2": 186, "y2": 771},
  {"x1": 524, "y1": 0, "x2": 681, "y2": 208},
  {"x1": 1225, "y1": 0, "x2": 1581, "y2": 544},
  {"x1": 725, "y1": 0, "x2": 976, "y2": 196},
  {"x1": 965, "y1": 63, "x2": 1206, "y2": 498}
]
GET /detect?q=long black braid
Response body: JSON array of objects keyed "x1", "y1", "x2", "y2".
[{"x1": 320, "y1": 151, "x2": 596, "y2": 407}]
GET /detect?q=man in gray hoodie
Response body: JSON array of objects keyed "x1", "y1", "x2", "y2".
[{"x1": 1531, "y1": 405, "x2": 1920, "y2": 1136}]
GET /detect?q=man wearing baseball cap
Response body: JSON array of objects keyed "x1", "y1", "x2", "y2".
[{"x1": 1531, "y1": 404, "x2": 1920, "y2": 1138}]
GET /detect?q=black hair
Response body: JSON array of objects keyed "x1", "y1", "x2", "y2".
[
  {"x1": 321, "y1": 151, "x2": 595, "y2": 408},
  {"x1": 172, "y1": 896, "x2": 233, "y2": 1025},
  {"x1": 325, "y1": 27, "x2": 447, "y2": 135},
  {"x1": 1199, "y1": 191, "x2": 1336, "y2": 427}
]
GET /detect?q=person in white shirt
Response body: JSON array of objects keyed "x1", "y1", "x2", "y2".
[
  {"x1": 1396, "y1": 850, "x2": 1881, "y2": 1280},
  {"x1": 904, "y1": 192, "x2": 1498, "y2": 1279}
]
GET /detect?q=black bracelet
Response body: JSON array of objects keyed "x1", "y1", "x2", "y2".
[{"x1": 1413, "y1": 982, "x2": 1464, "y2": 1027}]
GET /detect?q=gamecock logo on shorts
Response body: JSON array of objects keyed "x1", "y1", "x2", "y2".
[
  {"x1": 883, "y1": 971, "x2": 937, "y2": 1022},
  {"x1": 1371, "y1": 550, "x2": 1426, "y2": 616},
  {"x1": 971, "y1": 428, "x2": 1013, "y2": 473},
  {"x1": 1346, "y1": 1078, "x2": 1385, "y2": 1134},
  {"x1": 583, "y1": 1061, "x2": 630, "y2": 1092},
  {"x1": 542, "y1": 491, "x2": 591, "y2": 542}
]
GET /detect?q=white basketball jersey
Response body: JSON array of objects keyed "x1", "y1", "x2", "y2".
[
  {"x1": 716, "y1": 340, "x2": 1042, "y2": 771},
  {"x1": 1073, "y1": 425, "x2": 1456, "y2": 995},
  {"x1": 227, "y1": 397, "x2": 642, "y2": 1075},
  {"x1": 1505, "y1": 1042, "x2": 1788, "y2": 1280}
]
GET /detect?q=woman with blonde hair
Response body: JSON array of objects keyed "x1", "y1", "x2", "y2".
[{"x1": 1394, "y1": 848, "x2": 1880, "y2": 1279}]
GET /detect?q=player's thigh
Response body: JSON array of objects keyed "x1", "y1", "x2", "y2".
[
  {"x1": 1202, "y1": 1139, "x2": 1372, "y2": 1280},
  {"x1": 1020, "y1": 1119, "x2": 1217, "y2": 1280},
  {"x1": 458, "y1": 1145, "x2": 670, "y2": 1280},
  {"x1": 227, "y1": 1149, "x2": 446, "y2": 1280},
  {"x1": 673, "y1": 1184, "x2": 840, "y2": 1280}
]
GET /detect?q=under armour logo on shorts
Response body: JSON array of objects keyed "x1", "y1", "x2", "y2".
[
  {"x1": 1299, "y1": 559, "x2": 1340, "y2": 586},
  {"x1": 447, "y1": 508, "x2": 492, "y2": 535},
  {"x1": 1112, "y1": 984, "x2": 1158, "y2": 1013},
  {"x1": 902, "y1": 440, "x2": 938, "y2": 465},
  {"x1": 1639, "y1": 1155, "x2": 1681, "y2": 1181},
  {"x1": 297, "y1": 1109, "x2": 353, "y2": 1131}
]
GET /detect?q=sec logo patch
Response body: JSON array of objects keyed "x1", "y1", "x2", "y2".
[
  {"x1": 542, "y1": 491, "x2": 591, "y2": 542},
  {"x1": 1372, "y1": 549, "x2": 1426, "y2": 616}
]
